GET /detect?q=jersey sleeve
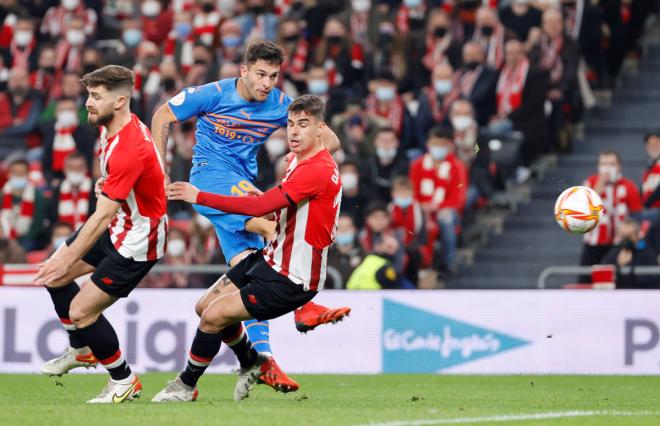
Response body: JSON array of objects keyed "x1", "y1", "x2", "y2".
[
  {"x1": 102, "y1": 147, "x2": 143, "y2": 202},
  {"x1": 167, "y1": 82, "x2": 222, "y2": 121},
  {"x1": 279, "y1": 162, "x2": 327, "y2": 204}
]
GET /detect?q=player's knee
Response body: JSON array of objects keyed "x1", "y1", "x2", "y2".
[
  {"x1": 195, "y1": 300, "x2": 205, "y2": 317},
  {"x1": 200, "y1": 307, "x2": 231, "y2": 333},
  {"x1": 69, "y1": 305, "x2": 98, "y2": 329}
]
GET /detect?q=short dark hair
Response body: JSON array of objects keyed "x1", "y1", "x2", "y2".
[
  {"x1": 644, "y1": 131, "x2": 660, "y2": 143},
  {"x1": 288, "y1": 94, "x2": 325, "y2": 121},
  {"x1": 365, "y1": 201, "x2": 388, "y2": 217},
  {"x1": 9, "y1": 157, "x2": 29, "y2": 169},
  {"x1": 376, "y1": 127, "x2": 397, "y2": 137},
  {"x1": 65, "y1": 151, "x2": 86, "y2": 163},
  {"x1": 599, "y1": 149, "x2": 621, "y2": 163},
  {"x1": 244, "y1": 40, "x2": 285, "y2": 66},
  {"x1": 52, "y1": 221, "x2": 74, "y2": 232},
  {"x1": 428, "y1": 125, "x2": 454, "y2": 142},
  {"x1": 80, "y1": 65, "x2": 134, "y2": 93},
  {"x1": 392, "y1": 175, "x2": 412, "y2": 189}
]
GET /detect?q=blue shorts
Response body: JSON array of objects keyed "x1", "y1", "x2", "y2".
[{"x1": 190, "y1": 162, "x2": 264, "y2": 262}]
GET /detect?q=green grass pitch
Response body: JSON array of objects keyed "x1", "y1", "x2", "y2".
[{"x1": 0, "y1": 374, "x2": 658, "y2": 426}]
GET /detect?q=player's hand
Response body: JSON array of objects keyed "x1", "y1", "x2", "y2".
[
  {"x1": 94, "y1": 177, "x2": 106, "y2": 198},
  {"x1": 244, "y1": 187, "x2": 263, "y2": 197},
  {"x1": 35, "y1": 253, "x2": 72, "y2": 286},
  {"x1": 167, "y1": 181, "x2": 200, "y2": 204}
]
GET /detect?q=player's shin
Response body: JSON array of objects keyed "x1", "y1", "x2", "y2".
[
  {"x1": 77, "y1": 315, "x2": 133, "y2": 382},
  {"x1": 244, "y1": 319, "x2": 272, "y2": 356},
  {"x1": 180, "y1": 329, "x2": 223, "y2": 388},
  {"x1": 46, "y1": 283, "x2": 87, "y2": 350},
  {"x1": 220, "y1": 323, "x2": 258, "y2": 368}
]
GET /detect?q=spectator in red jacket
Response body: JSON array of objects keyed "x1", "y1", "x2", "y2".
[
  {"x1": 641, "y1": 131, "x2": 660, "y2": 223},
  {"x1": 581, "y1": 150, "x2": 643, "y2": 280},
  {"x1": 410, "y1": 126, "x2": 468, "y2": 274}
]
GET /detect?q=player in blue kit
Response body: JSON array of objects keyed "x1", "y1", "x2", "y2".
[{"x1": 150, "y1": 41, "x2": 350, "y2": 394}]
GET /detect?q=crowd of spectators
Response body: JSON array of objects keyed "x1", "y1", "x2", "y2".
[{"x1": 0, "y1": 0, "x2": 657, "y2": 288}]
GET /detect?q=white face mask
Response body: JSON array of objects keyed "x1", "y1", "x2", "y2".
[
  {"x1": 375, "y1": 86, "x2": 396, "y2": 102},
  {"x1": 66, "y1": 29, "x2": 85, "y2": 46},
  {"x1": 598, "y1": 165, "x2": 620, "y2": 183},
  {"x1": 66, "y1": 171, "x2": 86, "y2": 185},
  {"x1": 403, "y1": 0, "x2": 422, "y2": 8},
  {"x1": 9, "y1": 176, "x2": 28, "y2": 191},
  {"x1": 57, "y1": 110, "x2": 79, "y2": 128},
  {"x1": 195, "y1": 213, "x2": 213, "y2": 230},
  {"x1": 141, "y1": 0, "x2": 162, "y2": 17},
  {"x1": 14, "y1": 30, "x2": 33, "y2": 47},
  {"x1": 376, "y1": 147, "x2": 397, "y2": 162},
  {"x1": 341, "y1": 172, "x2": 358, "y2": 190},
  {"x1": 167, "y1": 239, "x2": 186, "y2": 257},
  {"x1": 308, "y1": 79, "x2": 329, "y2": 95},
  {"x1": 452, "y1": 116, "x2": 474, "y2": 132},
  {"x1": 265, "y1": 137, "x2": 287, "y2": 158},
  {"x1": 433, "y1": 79, "x2": 452, "y2": 95},
  {"x1": 53, "y1": 236, "x2": 67, "y2": 250},
  {"x1": 352, "y1": 0, "x2": 371, "y2": 12},
  {"x1": 62, "y1": 0, "x2": 80, "y2": 10}
]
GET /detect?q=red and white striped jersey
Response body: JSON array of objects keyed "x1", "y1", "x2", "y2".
[
  {"x1": 99, "y1": 114, "x2": 168, "y2": 261},
  {"x1": 642, "y1": 160, "x2": 660, "y2": 208},
  {"x1": 583, "y1": 174, "x2": 643, "y2": 246},
  {"x1": 264, "y1": 150, "x2": 342, "y2": 291}
]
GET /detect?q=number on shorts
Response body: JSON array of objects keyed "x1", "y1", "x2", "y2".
[{"x1": 230, "y1": 180, "x2": 255, "y2": 196}]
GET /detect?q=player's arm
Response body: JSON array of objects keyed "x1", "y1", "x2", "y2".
[
  {"x1": 35, "y1": 196, "x2": 120, "y2": 285},
  {"x1": 319, "y1": 125, "x2": 341, "y2": 153},
  {"x1": 167, "y1": 181, "x2": 291, "y2": 217},
  {"x1": 151, "y1": 103, "x2": 179, "y2": 172}
]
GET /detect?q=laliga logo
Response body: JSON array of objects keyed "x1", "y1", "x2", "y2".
[{"x1": 382, "y1": 300, "x2": 529, "y2": 373}]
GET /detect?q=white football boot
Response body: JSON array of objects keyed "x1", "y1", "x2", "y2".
[
  {"x1": 233, "y1": 353, "x2": 269, "y2": 402},
  {"x1": 41, "y1": 346, "x2": 98, "y2": 376},
  {"x1": 151, "y1": 375, "x2": 198, "y2": 402},
  {"x1": 86, "y1": 375, "x2": 142, "y2": 404}
]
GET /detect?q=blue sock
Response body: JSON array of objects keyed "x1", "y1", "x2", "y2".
[{"x1": 243, "y1": 319, "x2": 272, "y2": 356}]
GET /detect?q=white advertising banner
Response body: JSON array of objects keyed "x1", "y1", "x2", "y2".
[{"x1": 1, "y1": 288, "x2": 659, "y2": 375}]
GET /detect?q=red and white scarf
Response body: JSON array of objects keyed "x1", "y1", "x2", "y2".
[
  {"x1": 58, "y1": 176, "x2": 91, "y2": 228},
  {"x1": 473, "y1": 25, "x2": 505, "y2": 69},
  {"x1": 0, "y1": 13, "x2": 16, "y2": 48},
  {"x1": 192, "y1": 10, "x2": 221, "y2": 46},
  {"x1": 496, "y1": 58, "x2": 529, "y2": 116},
  {"x1": 425, "y1": 85, "x2": 456, "y2": 123},
  {"x1": 422, "y1": 34, "x2": 452, "y2": 71},
  {"x1": 164, "y1": 33, "x2": 193, "y2": 74},
  {"x1": 10, "y1": 38, "x2": 36, "y2": 69},
  {"x1": 0, "y1": 182, "x2": 35, "y2": 239},
  {"x1": 350, "y1": 12, "x2": 369, "y2": 48},
  {"x1": 52, "y1": 120, "x2": 77, "y2": 173},
  {"x1": 539, "y1": 34, "x2": 564, "y2": 84},
  {"x1": 456, "y1": 66, "x2": 482, "y2": 97},
  {"x1": 366, "y1": 94, "x2": 404, "y2": 136},
  {"x1": 54, "y1": 41, "x2": 82, "y2": 72},
  {"x1": 281, "y1": 38, "x2": 309, "y2": 76}
]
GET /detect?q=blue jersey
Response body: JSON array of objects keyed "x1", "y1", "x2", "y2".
[{"x1": 168, "y1": 78, "x2": 291, "y2": 181}]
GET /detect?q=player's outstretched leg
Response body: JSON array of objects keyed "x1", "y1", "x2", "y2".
[
  {"x1": 294, "y1": 301, "x2": 351, "y2": 333},
  {"x1": 42, "y1": 283, "x2": 98, "y2": 376},
  {"x1": 244, "y1": 319, "x2": 300, "y2": 393}
]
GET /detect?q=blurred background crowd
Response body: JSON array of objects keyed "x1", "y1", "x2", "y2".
[{"x1": 1, "y1": 0, "x2": 659, "y2": 289}]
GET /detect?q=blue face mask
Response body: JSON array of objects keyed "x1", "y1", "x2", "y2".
[
  {"x1": 335, "y1": 232, "x2": 355, "y2": 246},
  {"x1": 429, "y1": 146, "x2": 449, "y2": 160},
  {"x1": 122, "y1": 28, "x2": 143, "y2": 47},
  {"x1": 394, "y1": 197, "x2": 413, "y2": 209},
  {"x1": 403, "y1": 0, "x2": 422, "y2": 8},
  {"x1": 222, "y1": 35, "x2": 241, "y2": 49},
  {"x1": 175, "y1": 23, "x2": 192, "y2": 40},
  {"x1": 308, "y1": 79, "x2": 329, "y2": 95},
  {"x1": 433, "y1": 79, "x2": 452, "y2": 95},
  {"x1": 9, "y1": 177, "x2": 28, "y2": 191},
  {"x1": 53, "y1": 237, "x2": 67, "y2": 250},
  {"x1": 375, "y1": 86, "x2": 396, "y2": 102}
]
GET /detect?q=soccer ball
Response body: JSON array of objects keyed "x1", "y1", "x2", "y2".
[{"x1": 554, "y1": 186, "x2": 604, "y2": 234}]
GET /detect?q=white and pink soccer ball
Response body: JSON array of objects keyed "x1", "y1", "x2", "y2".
[{"x1": 554, "y1": 186, "x2": 604, "y2": 234}]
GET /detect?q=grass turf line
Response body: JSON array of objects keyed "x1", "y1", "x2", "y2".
[{"x1": 0, "y1": 374, "x2": 658, "y2": 426}]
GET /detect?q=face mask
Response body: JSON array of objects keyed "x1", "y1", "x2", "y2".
[
  {"x1": 175, "y1": 23, "x2": 192, "y2": 40},
  {"x1": 434, "y1": 27, "x2": 448, "y2": 38},
  {"x1": 141, "y1": 0, "x2": 162, "y2": 17},
  {"x1": 341, "y1": 173, "x2": 358, "y2": 190},
  {"x1": 62, "y1": 0, "x2": 80, "y2": 10},
  {"x1": 266, "y1": 137, "x2": 287, "y2": 157},
  {"x1": 598, "y1": 165, "x2": 620, "y2": 182},
  {"x1": 284, "y1": 34, "x2": 299, "y2": 43},
  {"x1": 53, "y1": 237, "x2": 67, "y2": 250},
  {"x1": 376, "y1": 147, "x2": 397, "y2": 161},
  {"x1": 352, "y1": 0, "x2": 371, "y2": 12},
  {"x1": 335, "y1": 232, "x2": 355, "y2": 246},
  {"x1": 394, "y1": 197, "x2": 413, "y2": 209},
  {"x1": 308, "y1": 79, "x2": 328, "y2": 95},
  {"x1": 512, "y1": 0, "x2": 528, "y2": 5},
  {"x1": 202, "y1": 2, "x2": 215, "y2": 13},
  {"x1": 375, "y1": 86, "x2": 395, "y2": 102},
  {"x1": 83, "y1": 63, "x2": 97, "y2": 75},
  {"x1": 327, "y1": 35, "x2": 342, "y2": 45},
  {"x1": 480, "y1": 26, "x2": 495, "y2": 37},
  {"x1": 222, "y1": 35, "x2": 241, "y2": 49},
  {"x1": 250, "y1": 5, "x2": 266, "y2": 15},
  {"x1": 433, "y1": 79, "x2": 452, "y2": 95},
  {"x1": 465, "y1": 61, "x2": 480, "y2": 71},
  {"x1": 195, "y1": 213, "x2": 213, "y2": 230},
  {"x1": 429, "y1": 146, "x2": 449, "y2": 160},
  {"x1": 123, "y1": 29, "x2": 143, "y2": 47},
  {"x1": 163, "y1": 77, "x2": 176, "y2": 92},
  {"x1": 11, "y1": 86, "x2": 28, "y2": 98},
  {"x1": 57, "y1": 110, "x2": 79, "y2": 127},
  {"x1": 461, "y1": 0, "x2": 480, "y2": 10},
  {"x1": 452, "y1": 116, "x2": 473, "y2": 132},
  {"x1": 14, "y1": 30, "x2": 33, "y2": 47},
  {"x1": 42, "y1": 66, "x2": 56, "y2": 74},
  {"x1": 403, "y1": 0, "x2": 422, "y2": 8},
  {"x1": 378, "y1": 32, "x2": 394, "y2": 45},
  {"x1": 167, "y1": 239, "x2": 186, "y2": 257},
  {"x1": 66, "y1": 171, "x2": 85, "y2": 185},
  {"x1": 9, "y1": 176, "x2": 28, "y2": 191},
  {"x1": 66, "y1": 29, "x2": 85, "y2": 46}
]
